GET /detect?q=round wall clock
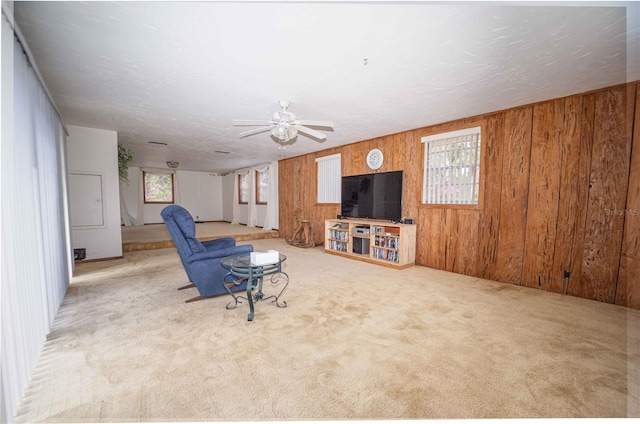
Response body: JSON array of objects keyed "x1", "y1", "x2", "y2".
[{"x1": 366, "y1": 148, "x2": 384, "y2": 170}]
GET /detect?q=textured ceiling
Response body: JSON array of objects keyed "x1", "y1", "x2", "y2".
[{"x1": 13, "y1": 1, "x2": 639, "y2": 174}]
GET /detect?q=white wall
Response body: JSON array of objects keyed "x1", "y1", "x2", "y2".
[
  {"x1": 121, "y1": 167, "x2": 224, "y2": 224},
  {"x1": 66, "y1": 125, "x2": 122, "y2": 260},
  {"x1": 122, "y1": 163, "x2": 279, "y2": 228},
  {"x1": 178, "y1": 170, "x2": 223, "y2": 222}
]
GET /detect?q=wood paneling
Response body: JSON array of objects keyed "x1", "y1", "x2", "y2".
[
  {"x1": 494, "y1": 106, "x2": 533, "y2": 285},
  {"x1": 477, "y1": 115, "x2": 504, "y2": 280},
  {"x1": 402, "y1": 130, "x2": 421, "y2": 220},
  {"x1": 456, "y1": 210, "x2": 480, "y2": 276},
  {"x1": 278, "y1": 81, "x2": 640, "y2": 308},
  {"x1": 278, "y1": 158, "x2": 294, "y2": 236},
  {"x1": 443, "y1": 209, "x2": 459, "y2": 273},
  {"x1": 578, "y1": 87, "x2": 633, "y2": 303},
  {"x1": 616, "y1": 83, "x2": 640, "y2": 308},
  {"x1": 563, "y1": 94, "x2": 595, "y2": 298},
  {"x1": 391, "y1": 133, "x2": 406, "y2": 170},
  {"x1": 418, "y1": 208, "x2": 447, "y2": 270},
  {"x1": 522, "y1": 99, "x2": 564, "y2": 291},
  {"x1": 550, "y1": 95, "x2": 591, "y2": 294}
]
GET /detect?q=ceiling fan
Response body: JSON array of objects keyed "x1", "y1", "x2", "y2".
[{"x1": 233, "y1": 100, "x2": 334, "y2": 143}]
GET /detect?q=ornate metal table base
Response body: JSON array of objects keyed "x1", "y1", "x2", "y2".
[{"x1": 221, "y1": 255, "x2": 288, "y2": 321}]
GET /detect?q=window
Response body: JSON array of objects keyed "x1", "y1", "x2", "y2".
[
  {"x1": 238, "y1": 173, "x2": 249, "y2": 204},
  {"x1": 316, "y1": 153, "x2": 341, "y2": 203},
  {"x1": 256, "y1": 170, "x2": 268, "y2": 204},
  {"x1": 422, "y1": 126, "x2": 482, "y2": 205},
  {"x1": 143, "y1": 171, "x2": 174, "y2": 204}
]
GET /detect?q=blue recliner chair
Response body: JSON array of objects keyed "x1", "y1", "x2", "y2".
[{"x1": 161, "y1": 205, "x2": 253, "y2": 302}]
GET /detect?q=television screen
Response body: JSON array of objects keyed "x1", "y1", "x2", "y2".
[{"x1": 341, "y1": 171, "x2": 403, "y2": 222}]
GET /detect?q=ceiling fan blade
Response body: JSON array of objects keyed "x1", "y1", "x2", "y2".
[
  {"x1": 239, "y1": 126, "x2": 273, "y2": 137},
  {"x1": 294, "y1": 120, "x2": 334, "y2": 128},
  {"x1": 293, "y1": 124, "x2": 327, "y2": 140},
  {"x1": 233, "y1": 120, "x2": 272, "y2": 126}
]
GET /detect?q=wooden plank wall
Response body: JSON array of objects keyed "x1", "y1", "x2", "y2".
[
  {"x1": 617, "y1": 86, "x2": 640, "y2": 307},
  {"x1": 278, "y1": 82, "x2": 640, "y2": 309}
]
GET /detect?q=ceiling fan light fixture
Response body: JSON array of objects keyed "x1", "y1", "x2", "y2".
[
  {"x1": 271, "y1": 126, "x2": 282, "y2": 138},
  {"x1": 166, "y1": 161, "x2": 179, "y2": 169},
  {"x1": 234, "y1": 100, "x2": 333, "y2": 144},
  {"x1": 270, "y1": 124, "x2": 298, "y2": 141}
]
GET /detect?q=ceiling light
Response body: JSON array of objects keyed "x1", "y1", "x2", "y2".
[
  {"x1": 166, "y1": 161, "x2": 179, "y2": 169},
  {"x1": 271, "y1": 124, "x2": 298, "y2": 142},
  {"x1": 271, "y1": 125, "x2": 286, "y2": 138}
]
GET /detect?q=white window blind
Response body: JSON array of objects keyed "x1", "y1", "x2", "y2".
[
  {"x1": 422, "y1": 126, "x2": 482, "y2": 205},
  {"x1": 2, "y1": 17, "x2": 72, "y2": 423},
  {"x1": 316, "y1": 154, "x2": 341, "y2": 203}
]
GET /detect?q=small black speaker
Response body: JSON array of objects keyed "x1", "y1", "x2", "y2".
[
  {"x1": 337, "y1": 214, "x2": 344, "y2": 219},
  {"x1": 353, "y1": 237, "x2": 370, "y2": 255},
  {"x1": 403, "y1": 218, "x2": 414, "y2": 224}
]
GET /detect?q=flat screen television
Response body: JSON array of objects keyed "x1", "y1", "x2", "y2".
[{"x1": 341, "y1": 171, "x2": 403, "y2": 222}]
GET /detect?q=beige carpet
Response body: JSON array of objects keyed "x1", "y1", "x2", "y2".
[{"x1": 14, "y1": 239, "x2": 640, "y2": 422}]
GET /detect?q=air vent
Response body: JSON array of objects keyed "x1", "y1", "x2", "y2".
[
  {"x1": 214, "y1": 150, "x2": 231, "y2": 154},
  {"x1": 148, "y1": 141, "x2": 168, "y2": 146}
]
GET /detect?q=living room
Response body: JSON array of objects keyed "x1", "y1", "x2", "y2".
[{"x1": 2, "y1": 1, "x2": 639, "y2": 421}]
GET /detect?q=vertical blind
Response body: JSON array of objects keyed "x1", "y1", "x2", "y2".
[
  {"x1": 422, "y1": 126, "x2": 482, "y2": 205},
  {"x1": 1, "y1": 13, "x2": 72, "y2": 423},
  {"x1": 316, "y1": 154, "x2": 341, "y2": 203}
]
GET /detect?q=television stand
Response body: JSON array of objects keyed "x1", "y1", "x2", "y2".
[{"x1": 324, "y1": 219, "x2": 416, "y2": 269}]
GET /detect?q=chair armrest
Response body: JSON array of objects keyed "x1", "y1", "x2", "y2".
[
  {"x1": 186, "y1": 244, "x2": 253, "y2": 264},
  {"x1": 202, "y1": 237, "x2": 236, "y2": 250}
]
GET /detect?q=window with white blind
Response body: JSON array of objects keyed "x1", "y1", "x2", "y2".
[
  {"x1": 316, "y1": 153, "x2": 341, "y2": 203},
  {"x1": 422, "y1": 126, "x2": 482, "y2": 205}
]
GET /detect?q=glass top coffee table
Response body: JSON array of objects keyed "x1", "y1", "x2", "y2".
[{"x1": 221, "y1": 252, "x2": 288, "y2": 321}]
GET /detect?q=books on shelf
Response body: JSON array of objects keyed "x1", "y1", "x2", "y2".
[
  {"x1": 329, "y1": 240, "x2": 348, "y2": 252},
  {"x1": 373, "y1": 235, "x2": 399, "y2": 249},
  {"x1": 372, "y1": 247, "x2": 399, "y2": 263},
  {"x1": 328, "y1": 229, "x2": 349, "y2": 241}
]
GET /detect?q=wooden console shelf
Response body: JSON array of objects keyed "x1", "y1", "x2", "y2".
[{"x1": 324, "y1": 219, "x2": 416, "y2": 269}]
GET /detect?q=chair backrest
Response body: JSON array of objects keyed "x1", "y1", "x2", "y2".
[{"x1": 160, "y1": 205, "x2": 206, "y2": 258}]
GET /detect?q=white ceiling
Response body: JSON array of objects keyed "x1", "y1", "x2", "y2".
[{"x1": 12, "y1": 1, "x2": 640, "y2": 174}]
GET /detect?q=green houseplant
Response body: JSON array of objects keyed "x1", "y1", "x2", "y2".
[{"x1": 118, "y1": 144, "x2": 134, "y2": 184}]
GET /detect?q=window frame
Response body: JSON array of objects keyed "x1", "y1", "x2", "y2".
[
  {"x1": 256, "y1": 170, "x2": 268, "y2": 205},
  {"x1": 419, "y1": 122, "x2": 486, "y2": 210},
  {"x1": 143, "y1": 171, "x2": 175, "y2": 204},
  {"x1": 238, "y1": 173, "x2": 249, "y2": 205}
]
